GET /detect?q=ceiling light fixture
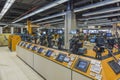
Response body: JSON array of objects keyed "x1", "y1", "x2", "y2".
[{"x1": 0, "y1": 0, "x2": 15, "y2": 20}]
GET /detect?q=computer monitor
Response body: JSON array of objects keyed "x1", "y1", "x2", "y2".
[
  {"x1": 75, "y1": 59, "x2": 90, "y2": 72},
  {"x1": 32, "y1": 46, "x2": 38, "y2": 51},
  {"x1": 106, "y1": 33, "x2": 112, "y2": 37},
  {"x1": 56, "y1": 53, "x2": 66, "y2": 62},
  {"x1": 108, "y1": 60, "x2": 120, "y2": 74},
  {"x1": 57, "y1": 30, "x2": 63, "y2": 34},
  {"x1": 43, "y1": 32, "x2": 46, "y2": 35},
  {"x1": 90, "y1": 38, "x2": 96, "y2": 43},
  {"x1": 45, "y1": 50, "x2": 53, "y2": 57},
  {"x1": 70, "y1": 30, "x2": 77, "y2": 34},
  {"x1": 27, "y1": 44, "x2": 32, "y2": 49},
  {"x1": 23, "y1": 43, "x2": 26, "y2": 47},
  {"x1": 38, "y1": 48, "x2": 44, "y2": 53},
  {"x1": 20, "y1": 42, "x2": 24, "y2": 46}
]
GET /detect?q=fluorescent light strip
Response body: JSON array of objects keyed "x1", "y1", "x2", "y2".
[
  {"x1": 79, "y1": 13, "x2": 120, "y2": 21},
  {"x1": 74, "y1": 0, "x2": 120, "y2": 13},
  {"x1": 12, "y1": 0, "x2": 68, "y2": 23},
  {"x1": 0, "y1": 0, "x2": 15, "y2": 20},
  {"x1": 32, "y1": 12, "x2": 66, "y2": 23},
  {"x1": 83, "y1": 7, "x2": 120, "y2": 16},
  {"x1": 38, "y1": 19, "x2": 64, "y2": 24}
]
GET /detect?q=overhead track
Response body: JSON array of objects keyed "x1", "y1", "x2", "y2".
[
  {"x1": 74, "y1": 0, "x2": 120, "y2": 13},
  {"x1": 12, "y1": 0, "x2": 68, "y2": 23}
]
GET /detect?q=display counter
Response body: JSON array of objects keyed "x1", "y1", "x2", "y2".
[
  {"x1": 17, "y1": 41, "x2": 77, "y2": 80},
  {"x1": 16, "y1": 41, "x2": 120, "y2": 80}
]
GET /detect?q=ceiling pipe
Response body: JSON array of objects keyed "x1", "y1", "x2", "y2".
[
  {"x1": 79, "y1": 20, "x2": 120, "y2": 26},
  {"x1": 74, "y1": 0, "x2": 120, "y2": 12},
  {"x1": 13, "y1": 5, "x2": 39, "y2": 21},
  {"x1": 32, "y1": 0, "x2": 120, "y2": 24},
  {"x1": 79, "y1": 13, "x2": 120, "y2": 20},
  {"x1": 38, "y1": 19, "x2": 64, "y2": 24},
  {"x1": 50, "y1": 22, "x2": 64, "y2": 25},
  {"x1": 12, "y1": 0, "x2": 68, "y2": 23},
  {"x1": 32, "y1": 12, "x2": 66, "y2": 23},
  {"x1": 83, "y1": 7, "x2": 120, "y2": 16}
]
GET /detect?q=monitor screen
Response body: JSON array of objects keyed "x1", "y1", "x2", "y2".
[
  {"x1": 75, "y1": 59, "x2": 90, "y2": 72},
  {"x1": 20, "y1": 42, "x2": 24, "y2": 46},
  {"x1": 21, "y1": 42, "x2": 25, "y2": 46},
  {"x1": 43, "y1": 32, "x2": 46, "y2": 35},
  {"x1": 27, "y1": 44, "x2": 32, "y2": 49},
  {"x1": 77, "y1": 61, "x2": 87, "y2": 69},
  {"x1": 45, "y1": 50, "x2": 53, "y2": 57},
  {"x1": 56, "y1": 54, "x2": 66, "y2": 62},
  {"x1": 23, "y1": 43, "x2": 26, "y2": 47},
  {"x1": 106, "y1": 33, "x2": 112, "y2": 37},
  {"x1": 18, "y1": 42, "x2": 22, "y2": 46},
  {"x1": 32, "y1": 46, "x2": 37, "y2": 51},
  {"x1": 83, "y1": 30, "x2": 88, "y2": 34},
  {"x1": 64, "y1": 57, "x2": 70, "y2": 63},
  {"x1": 70, "y1": 30, "x2": 77, "y2": 34},
  {"x1": 57, "y1": 30, "x2": 63, "y2": 34},
  {"x1": 90, "y1": 38, "x2": 96, "y2": 43},
  {"x1": 38, "y1": 48, "x2": 44, "y2": 53},
  {"x1": 108, "y1": 60, "x2": 120, "y2": 74}
]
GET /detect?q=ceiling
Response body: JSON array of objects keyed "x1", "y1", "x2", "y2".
[{"x1": 0, "y1": 0, "x2": 120, "y2": 26}]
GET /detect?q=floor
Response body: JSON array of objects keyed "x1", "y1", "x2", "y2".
[{"x1": 0, "y1": 47, "x2": 44, "y2": 80}]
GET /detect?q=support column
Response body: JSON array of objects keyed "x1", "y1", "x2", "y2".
[
  {"x1": 27, "y1": 20, "x2": 32, "y2": 35},
  {"x1": 21, "y1": 27, "x2": 23, "y2": 33},
  {"x1": 112, "y1": 24, "x2": 117, "y2": 35},
  {"x1": 64, "y1": 0, "x2": 77, "y2": 50},
  {"x1": 11, "y1": 27, "x2": 14, "y2": 34},
  {"x1": 0, "y1": 27, "x2": 3, "y2": 34}
]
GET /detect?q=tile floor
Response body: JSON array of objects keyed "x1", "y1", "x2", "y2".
[{"x1": 0, "y1": 47, "x2": 44, "y2": 80}]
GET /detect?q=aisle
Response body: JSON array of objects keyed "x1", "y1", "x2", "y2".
[{"x1": 0, "y1": 47, "x2": 44, "y2": 80}]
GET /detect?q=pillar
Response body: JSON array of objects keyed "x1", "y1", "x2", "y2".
[
  {"x1": 11, "y1": 27, "x2": 14, "y2": 34},
  {"x1": 21, "y1": 27, "x2": 23, "y2": 33},
  {"x1": 0, "y1": 27, "x2": 3, "y2": 34},
  {"x1": 64, "y1": 0, "x2": 77, "y2": 50}
]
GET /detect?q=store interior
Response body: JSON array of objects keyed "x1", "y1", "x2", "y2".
[{"x1": 0, "y1": 0, "x2": 120, "y2": 80}]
